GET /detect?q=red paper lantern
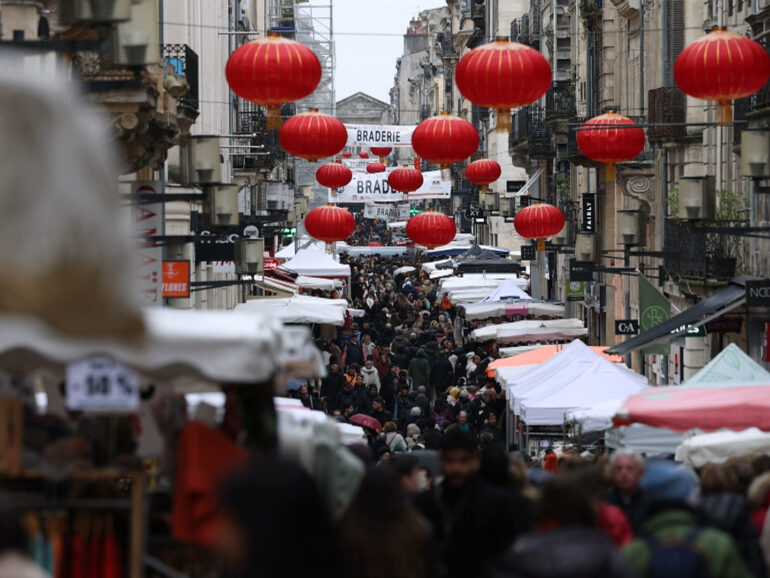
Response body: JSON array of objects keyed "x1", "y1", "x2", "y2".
[
  {"x1": 514, "y1": 203, "x2": 565, "y2": 252},
  {"x1": 370, "y1": 147, "x2": 393, "y2": 163},
  {"x1": 576, "y1": 112, "x2": 645, "y2": 181},
  {"x1": 225, "y1": 32, "x2": 321, "y2": 130},
  {"x1": 366, "y1": 162, "x2": 386, "y2": 174},
  {"x1": 359, "y1": 151, "x2": 370, "y2": 159},
  {"x1": 455, "y1": 37, "x2": 552, "y2": 131},
  {"x1": 411, "y1": 112, "x2": 479, "y2": 168},
  {"x1": 279, "y1": 109, "x2": 347, "y2": 162},
  {"x1": 304, "y1": 205, "x2": 355, "y2": 246},
  {"x1": 342, "y1": 151, "x2": 352, "y2": 159},
  {"x1": 388, "y1": 166, "x2": 424, "y2": 194},
  {"x1": 675, "y1": 27, "x2": 770, "y2": 125},
  {"x1": 465, "y1": 159, "x2": 502, "y2": 194},
  {"x1": 316, "y1": 160, "x2": 352, "y2": 189},
  {"x1": 406, "y1": 211, "x2": 456, "y2": 249}
]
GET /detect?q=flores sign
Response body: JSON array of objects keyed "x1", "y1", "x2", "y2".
[{"x1": 746, "y1": 279, "x2": 770, "y2": 306}]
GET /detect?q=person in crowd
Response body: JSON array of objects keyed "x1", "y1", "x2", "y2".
[
  {"x1": 383, "y1": 421, "x2": 407, "y2": 453},
  {"x1": 421, "y1": 418, "x2": 444, "y2": 451},
  {"x1": 623, "y1": 460, "x2": 752, "y2": 578},
  {"x1": 415, "y1": 428, "x2": 529, "y2": 578},
  {"x1": 360, "y1": 359, "x2": 381, "y2": 392},
  {"x1": 344, "y1": 365, "x2": 358, "y2": 388},
  {"x1": 604, "y1": 451, "x2": 646, "y2": 532},
  {"x1": 343, "y1": 333, "x2": 365, "y2": 367},
  {"x1": 369, "y1": 397, "x2": 393, "y2": 427},
  {"x1": 337, "y1": 465, "x2": 436, "y2": 578},
  {"x1": 494, "y1": 472, "x2": 637, "y2": 578},
  {"x1": 409, "y1": 347, "x2": 431, "y2": 391},
  {"x1": 429, "y1": 351, "x2": 454, "y2": 399},
  {"x1": 455, "y1": 410, "x2": 474, "y2": 437},
  {"x1": 335, "y1": 381, "x2": 358, "y2": 414},
  {"x1": 542, "y1": 448, "x2": 558, "y2": 473},
  {"x1": 321, "y1": 361, "x2": 345, "y2": 414},
  {"x1": 297, "y1": 384, "x2": 320, "y2": 410},
  {"x1": 388, "y1": 453, "x2": 426, "y2": 496},
  {"x1": 377, "y1": 446, "x2": 391, "y2": 463}
]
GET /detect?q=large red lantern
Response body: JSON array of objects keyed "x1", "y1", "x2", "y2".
[
  {"x1": 316, "y1": 160, "x2": 352, "y2": 189},
  {"x1": 388, "y1": 166, "x2": 424, "y2": 194},
  {"x1": 366, "y1": 162, "x2": 386, "y2": 174},
  {"x1": 406, "y1": 211, "x2": 456, "y2": 249},
  {"x1": 304, "y1": 205, "x2": 356, "y2": 249},
  {"x1": 411, "y1": 112, "x2": 479, "y2": 169},
  {"x1": 279, "y1": 109, "x2": 347, "y2": 162},
  {"x1": 455, "y1": 37, "x2": 552, "y2": 131},
  {"x1": 225, "y1": 32, "x2": 321, "y2": 130},
  {"x1": 675, "y1": 27, "x2": 770, "y2": 126},
  {"x1": 465, "y1": 159, "x2": 502, "y2": 194},
  {"x1": 370, "y1": 147, "x2": 392, "y2": 163},
  {"x1": 514, "y1": 203, "x2": 565, "y2": 252},
  {"x1": 576, "y1": 112, "x2": 645, "y2": 181}
]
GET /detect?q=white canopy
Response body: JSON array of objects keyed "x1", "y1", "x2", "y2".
[
  {"x1": 461, "y1": 281, "x2": 564, "y2": 319},
  {"x1": 499, "y1": 345, "x2": 548, "y2": 358},
  {"x1": 275, "y1": 238, "x2": 326, "y2": 260},
  {"x1": 440, "y1": 274, "x2": 526, "y2": 292},
  {"x1": 295, "y1": 276, "x2": 342, "y2": 291},
  {"x1": 274, "y1": 397, "x2": 365, "y2": 447},
  {"x1": 607, "y1": 344, "x2": 770, "y2": 453},
  {"x1": 675, "y1": 428, "x2": 770, "y2": 468},
  {"x1": 506, "y1": 340, "x2": 647, "y2": 420},
  {"x1": 281, "y1": 248, "x2": 351, "y2": 278},
  {"x1": 470, "y1": 318, "x2": 586, "y2": 343},
  {"x1": 0, "y1": 309, "x2": 286, "y2": 385},
  {"x1": 235, "y1": 295, "x2": 348, "y2": 326},
  {"x1": 482, "y1": 280, "x2": 532, "y2": 302},
  {"x1": 393, "y1": 266, "x2": 416, "y2": 276},
  {"x1": 566, "y1": 399, "x2": 627, "y2": 434}
]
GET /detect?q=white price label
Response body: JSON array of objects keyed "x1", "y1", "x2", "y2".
[{"x1": 66, "y1": 357, "x2": 140, "y2": 412}]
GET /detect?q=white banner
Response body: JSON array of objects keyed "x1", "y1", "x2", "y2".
[
  {"x1": 132, "y1": 182, "x2": 163, "y2": 306},
  {"x1": 406, "y1": 170, "x2": 452, "y2": 200},
  {"x1": 345, "y1": 124, "x2": 416, "y2": 147},
  {"x1": 364, "y1": 203, "x2": 410, "y2": 222},
  {"x1": 330, "y1": 170, "x2": 451, "y2": 203},
  {"x1": 341, "y1": 157, "x2": 379, "y2": 171}
]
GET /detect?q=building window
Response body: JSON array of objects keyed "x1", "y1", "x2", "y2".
[{"x1": 728, "y1": 0, "x2": 733, "y2": 16}]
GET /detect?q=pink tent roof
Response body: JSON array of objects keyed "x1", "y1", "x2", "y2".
[{"x1": 614, "y1": 385, "x2": 770, "y2": 433}]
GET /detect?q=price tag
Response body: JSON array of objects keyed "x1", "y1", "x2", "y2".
[{"x1": 66, "y1": 357, "x2": 140, "y2": 412}]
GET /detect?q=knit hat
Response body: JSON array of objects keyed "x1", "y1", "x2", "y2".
[
  {"x1": 406, "y1": 423, "x2": 421, "y2": 438},
  {"x1": 640, "y1": 460, "x2": 700, "y2": 507}
]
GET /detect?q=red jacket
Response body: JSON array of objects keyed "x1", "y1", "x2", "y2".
[
  {"x1": 599, "y1": 501, "x2": 634, "y2": 547},
  {"x1": 543, "y1": 453, "x2": 558, "y2": 473}
]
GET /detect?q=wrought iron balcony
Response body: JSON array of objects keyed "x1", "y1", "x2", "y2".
[
  {"x1": 162, "y1": 44, "x2": 199, "y2": 111},
  {"x1": 647, "y1": 87, "x2": 685, "y2": 143},
  {"x1": 664, "y1": 219, "x2": 742, "y2": 285},
  {"x1": 545, "y1": 81, "x2": 576, "y2": 121},
  {"x1": 508, "y1": 105, "x2": 554, "y2": 159},
  {"x1": 233, "y1": 107, "x2": 285, "y2": 170}
]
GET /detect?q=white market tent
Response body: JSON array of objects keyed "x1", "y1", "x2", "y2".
[
  {"x1": 440, "y1": 274, "x2": 527, "y2": 292},
  {"x1": 470, "y1": 318, "x2": 586, "y2": 344},
  {"x1": 274, "y1": 397, "x2": 365, "y2": 446},
  {"x1": 607, "y1": 344, "x2": 770, "y2": 454},
  {"x1": 460, "y1": 279, "x2": 565, "y2": 320},
  {"x1": 295, "y1": 276, "x2": 342, "y2": 291},
  {"x1": 506, "y1": 341, "x2": 648, "y2": 426},
  {"x1": 499, "y1": 345, "x2": 548, "y2": 358},
  {"x1": 235, "y1": 295, "x2": 348, "y2": 326},
  {"x1": 0, "y1": 309, "x2": 286, "y2": 385},
  {"x1": 675, "y1": 428, "x2": 770, "y2": 468},
  {"x1": 281, "y1": 248, "x2": 351, "y2": 278},
  {"x1": 275, "y1": 238, "x2": 327, "y2": 260}
]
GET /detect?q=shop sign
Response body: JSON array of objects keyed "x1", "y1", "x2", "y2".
[
  {"x1": 521, "y1": 245, "x2": 536, "y2": 261},
  {"x1": 132, "y1": 182, "x2": 162, "y2": 307},
  {"x1": 746, "y1": 279, "x2": 770, "y2": 306},
  {"x1": 566, "y1": 280, "x2": 585, "y2": 301},
  {"x1": 263, "y1": 257, "x2": 280, "y2": 271},
  {"x1": 162, "y1": 261, "x2": 190, "y2": 298},
  {"x1": 705, "y1": 317, "x2": 743, "y2": 334},
  {"x1": 506, "y1": 180, "x2": 526, "y2": 194},
  {"x1": 569, "y1": 259, "x2": 595, "y2": 282},
  {"x1": 196, "y1": 227, "x2": 240, "y2": 262},
  {"x1": 582, "y1": 193, "x2": 596, "y2": 233},
  {"x1": 615, "y1": 319, "x2": 640, "y2": 335},
  {"x1": 670, "y1": 324, "x2": 707, "y2": 338},
  {"x1": 66, "y1": 357, "x2": 140, "y2": 412}
]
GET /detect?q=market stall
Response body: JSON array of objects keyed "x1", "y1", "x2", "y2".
[
  {"x1": 675, "y1": 428, "x2": 770, "y2": 467},
  {"x1": 469, "y1": 318, "x2": 587, "y2": 344},
  {"x1": 280, "y1": 247, "x2": 352, "y2": 279},
  {"x1": 234, "y1": 295, "x2": 349, "y2": 326},
  {"x1": 459, "y1": 279, "x2": 564, "y2": 320},
  {"x1": 488, "y1": 344, "x2": 623, "y2": 384}
]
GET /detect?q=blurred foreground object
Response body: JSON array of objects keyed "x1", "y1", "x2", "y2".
[{"x1": 0, "y1": 54, "x2": 142, "y2": 338}]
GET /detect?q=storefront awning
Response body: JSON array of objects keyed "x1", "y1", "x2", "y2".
[{"x1": 606, "y1": 281, "x2": 747, "y2": 355}]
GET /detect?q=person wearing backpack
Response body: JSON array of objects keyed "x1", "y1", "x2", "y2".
[{"x1": 623, "y1": 460, "x2": 753, "y2": 578}]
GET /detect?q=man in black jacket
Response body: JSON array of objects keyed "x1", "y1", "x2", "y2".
[
  {"x1": 334, "y1": 381, "x2": 357, "y2": 414},
  {"x1": 320, "y1": 362, "x2": 344, "y2": 414},
  {"x1": 415, "y1": 428, "x2": 530, "y2": 578},
  {"x1": 343, "y1": 333, "x2": 365, "y2": 367},
  {"x1": 430, "y1": 351, "x2": 454, "y2": 398}
]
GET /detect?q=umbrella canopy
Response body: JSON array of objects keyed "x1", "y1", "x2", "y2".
[
  {"x1": 393, "y1": 266, "x2": 416, "y2": 276},
  {"x1": 614, "y1": 385, "x2": 770, "y2": 433},
  {"x1": 675, "y1": 428, "x2": 770, "y2": 468},
  {"x1": 349, "y1": 413, "x2": 383, "y2": 432},
  {"x1": 487, "y1": 345, "x2": 624, "y2": 377}
]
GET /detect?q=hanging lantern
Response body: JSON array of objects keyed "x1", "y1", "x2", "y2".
[
  {"x1": 388, "y1": 165, "x2": 424, "y2": 194},
  {"x1": 465, "y1": 159, "x2": 502, "y2": 194},
  {"x1": 514, "y1": 202, "x2": 565, "y2": 252},
  {"x1": 406, "y1": 211, "x2": 456, "y2": 249},
  {"x1": 366, "y1": 162, "x2": 386, "y2": 174},
  {"x1": 225, "y1": 32, "x2": 321, "y2": 130},
  {"x1": 359, "y1": 151, "x2": 370, "y2": 159},
  {"x1": 342, "y1": 151, "x2": 352, "y2": 159},
  {"x1": 674, "y1": 27, "x2": 770, "y2": 126},
  {"x1": 370, "y1": 146, "x2": 392, "y2": 163},
  {"x1": 279, "y1": 108, "x2": 347, "y2": 162},
  {"x1": 576, "y1": 112, "x2": 645, "y2": 181},
  {"x1": 455, "y1": 37, "x2": 552, "y2": 132},
  {"x1": 304, "y1": 204, "x2": 356, "y2": 251},
  {"x1": 411, "y1": 112, "x2": 479, "y2": 169},
  {"x1": 316, "y1": 160, "x2": 352, "y2": 189}
]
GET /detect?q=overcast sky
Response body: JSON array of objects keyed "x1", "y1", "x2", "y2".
[{"x1": 331, "y1": 0, "x2": 446, "y2": 104}]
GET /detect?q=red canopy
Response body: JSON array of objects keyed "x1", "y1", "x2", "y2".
[{"x1": 614, "y1": 385, "x2": 770, "y2": 433}]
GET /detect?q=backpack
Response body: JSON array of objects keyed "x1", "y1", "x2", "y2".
[{"x1": 643, "y1": 528, "x2": 709, "y2": 578}]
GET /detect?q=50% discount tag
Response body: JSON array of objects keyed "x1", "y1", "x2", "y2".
[{"x1": 65, "y1": 356, "x2": 140, "y2": 412}]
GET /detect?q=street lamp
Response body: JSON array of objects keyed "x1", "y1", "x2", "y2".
[
  {"x1": 617, "y1": 210, "x2": 644, "y2": 246},
  {"x1": 113, "y1": 0, "x2": 160, "y2": 66},
  {"x1": 575, "y1": 232, "x2": 598, "y2": 262},
  {"x1": 60, "y1": 0, "x2": 131, "y2": 24},
  {"x1": 552, "y1": 221, "x2": 572, "y2": 246},
  {"x1": 190, "y1": 136, "x2": 222, "y2": 184},
  {"x1": 740, "y1": 130, "x2": 770, "y2": 178},
  {"x1": 204, "y1": 184, "x2": 240, "y2": 227},
  {"x1": 678, "y1": 176, "x2": 714, "y2": 220},
  {"x1": 235, "y1": 238, "x2": 264, "y2": 275}
]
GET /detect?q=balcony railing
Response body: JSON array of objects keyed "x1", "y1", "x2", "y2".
[
  {"x1": 545, "y1": 81, "x2": 576, "y2": 121},
  {"x1": 162, "y1": 44, "x2": 199, "y2": 111},
  {"x1": 509, "y1": 105, "x2": 554, "y2": 159},
  {"x1": 664, "y1": 219, "x2": 742, "y2": 284}
]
